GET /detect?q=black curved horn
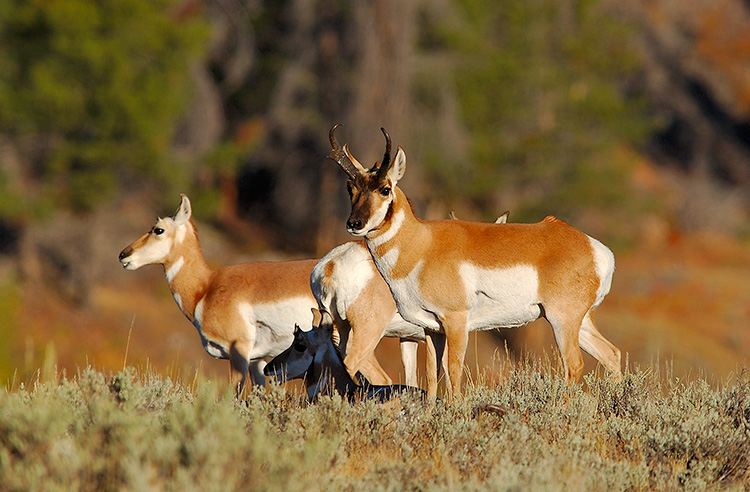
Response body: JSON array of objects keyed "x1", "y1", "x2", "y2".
[
  {"x1": 376, "y1": 127, "x2": 393, "y2": 181},
  {"x1": 380, "y1": 127, "x2": 391, "y2": 168},
  {"x1": 327, "y1": 124, "x2": 360, "y2": 180}
]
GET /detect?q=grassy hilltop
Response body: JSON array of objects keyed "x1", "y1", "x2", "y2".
[{"x1": 1, "y1": 361, "x2": 748, "y2": 491}]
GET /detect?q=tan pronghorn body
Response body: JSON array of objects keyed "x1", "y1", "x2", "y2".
[
  {"x1": 118, "y1": 194, "x2": 323, "y2": 395},
  {"x1": 312, "y1": 212, "x2": 509, "y2": 388},
  {"x1": 327, "y1": 125, "x2": 622, "y2": 397},
  {"x1": 312, "y1": 240, "x2": 430, "y2": 387}
]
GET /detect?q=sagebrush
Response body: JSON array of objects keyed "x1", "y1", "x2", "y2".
[{"x1": 1, "y1": 362, "x2": 748, "y2": 491}]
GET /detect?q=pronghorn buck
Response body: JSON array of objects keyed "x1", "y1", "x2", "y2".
[
  {"x1": 118, "y1": 194, "x2": 396, "y2": 394},
  {"x1": 311, "y1": 211, "x2": 509, "y2": 389},
  {"x1": 118, "y1": 194, "x2": 323, "y2": 396},
  {"x1": 326, "y1": 125, "x2": 622, "y2": 397},
  {"x1": 264, "y1": 309, "x2": 423, "y2": 403}
]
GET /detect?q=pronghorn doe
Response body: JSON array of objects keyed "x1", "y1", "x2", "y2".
[
  {"x1": 312, "y1": 212, "x2": 509, "y2": 390},
  {"x1": 326, "y1": 125, "x2": 622, "y2": 397},
  {"x1": 264, "y1": 309, "x2": 423, "y2": 402},
  {"x1": 118, "y1": 194, "x2": 323, "y2": 396},
  {"x1": 118, "y1": 194, "x2": 400, "y2": 394}
]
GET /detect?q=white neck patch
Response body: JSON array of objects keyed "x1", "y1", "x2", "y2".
[
  {"x1": 367, "y1": 208, "x2": 404, "y2": 247},
  {"x1": 193, "y1": 297, "x2": 205, "y2": 331},
  {"x1": 378, "y1": 246, "x2": 400, "y2": 273},
  {"x1": 166, "y1": 256, "x2": 184, "y2": 283}
]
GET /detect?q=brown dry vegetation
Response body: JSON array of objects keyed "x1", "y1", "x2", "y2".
[{"x1": 0, "y1": 362, "x2": 748, "y2": 491}]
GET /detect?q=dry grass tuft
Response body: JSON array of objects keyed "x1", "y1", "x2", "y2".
[{"x1": 1, "y1": 361, "x2": 748, "y2": 491}]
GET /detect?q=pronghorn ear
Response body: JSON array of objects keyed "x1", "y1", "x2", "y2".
[
  {"x1": 173, "y1": 194, "x2": 192, "y2": 226},
  {"x1": 386, "y1": 147, "x2": 406, "y2": 185},
  {"x1": 495, "y1": 211, "x2": 510, "y2": 224},
  {"x1": 311, "y1": 308, "x2": 322, "y2": 329}
]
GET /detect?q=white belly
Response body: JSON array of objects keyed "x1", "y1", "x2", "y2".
[
  {"x1": 388, "y1": 262, "x2": 542, "y2": 333},
  {"x1": 240, "y1": 296, "x2": 317, "y2": 360},
  {"x1": 462, "y1": 263, "x2": 542, "y2": 331},
  {"x1": 383, "y1": 313, "x2": 425, "y2": 341}
]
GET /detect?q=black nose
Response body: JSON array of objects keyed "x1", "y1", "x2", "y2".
[
  {"x1": 118, "y1": 248, "x2": 131, "y2": 260},
  {"x1": 347, "y1": 219, "x2": 363, "y2": 231}
]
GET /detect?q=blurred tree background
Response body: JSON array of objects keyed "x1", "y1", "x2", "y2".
[
  {"x1": 0, "y1": 0, "x2": 208, "y2": 216},
  {"x1": 0, "y1": 0, "x2": 749, "y2": 382}
]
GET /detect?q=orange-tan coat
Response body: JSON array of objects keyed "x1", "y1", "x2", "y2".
[{"x1": 327, "y1": 125, "x2": 622, "y2": 397}]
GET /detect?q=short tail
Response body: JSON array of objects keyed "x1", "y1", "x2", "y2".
[{"x1": 588, "y1": 236, "x2": 615, "y2": 308}]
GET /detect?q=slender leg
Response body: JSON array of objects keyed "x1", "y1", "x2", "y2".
[
  {"x1": 578, "y1": 312, "x2": 622, "y2": 381},
  {"x1": 441, "y1": 311, "x2": 469, "y2": 398},
  {"x1": 230, "y1": 342, "x2": 251, "y2": 398},
  {"x1": 356, "y1": 353, "x2": 393, "y2": 385},
  {"x1": 430, "y1": 332, "x2": 447, "y2": 386},
  {"x1": 340, "y1": 302, "x2": 394, "y2": 385},
  {"x1": 545, "y1": 306, "x2": 586, "y2": 383},
  {"x1": 424, "y1": 333, "x2": 444, "y2": 397},
  {"x1": 400, "y1": 340, "x2": 419, "y2": 387},
  {"x1": 248, "y1": 360, "x2": 267, "y2": 386}
]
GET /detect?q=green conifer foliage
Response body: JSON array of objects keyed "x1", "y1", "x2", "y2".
[
  {"x1": 427, "y1": 0, "x2": 652, "y2": 220},
  {"x1": 0, "y1": 0, "x2": 209, "y2": 217}
]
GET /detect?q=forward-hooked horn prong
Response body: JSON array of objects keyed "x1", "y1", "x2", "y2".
[
  {"x1": 327, "y1": 124, "x2": 362, "y2": 181},
  {"x1": 380, "y1": 127, "x2": 391, "y2": 169},
  {"x1": 376, "y1": 126, "x2": 393, "y2": 181}
]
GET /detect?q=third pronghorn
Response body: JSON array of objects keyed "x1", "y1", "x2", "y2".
[
  {"x1": 326, "y1": 125, "x2": 622, "y2": 397},
  {"x1": 119, "y1": 194, "x2": 409, "y2": 394}
]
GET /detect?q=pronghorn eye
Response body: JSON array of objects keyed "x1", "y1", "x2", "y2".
[
  {"x1": 153, "y1": 227, "x2": 165, "y2": 235},
  {"x1": 294, "y1": 343, "x2": 307, "y2": 353},
  {"x1": 346, "y1": 182, "x2": 354, "y2": 197},
  {"x1": 380, "y1": 186, "x2": 391, "y2": 197}
]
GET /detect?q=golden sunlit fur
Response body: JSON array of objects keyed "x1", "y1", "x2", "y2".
[
  {"x1": 119, "y1": 194, "x2": 388, "y2": 396},
  {"x1": 328, "y1": 127, "x2": 622, "y2": 397}
]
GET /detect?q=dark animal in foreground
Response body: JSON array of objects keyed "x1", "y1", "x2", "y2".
[{"x1": 264, "y1": 309, "x2": 425, "y2": 403}]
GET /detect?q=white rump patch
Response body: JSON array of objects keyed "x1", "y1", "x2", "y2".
[
  {"x1": 311, "y1": 241, "x2": 425, "y2": 343},
  {"x1": 588, "y1": 236, "x2": 615, "y2": 308}
]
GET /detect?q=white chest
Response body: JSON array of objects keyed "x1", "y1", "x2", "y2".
[{"x1": 382, "y1": 260, "x2": 444, "y2": 332}]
